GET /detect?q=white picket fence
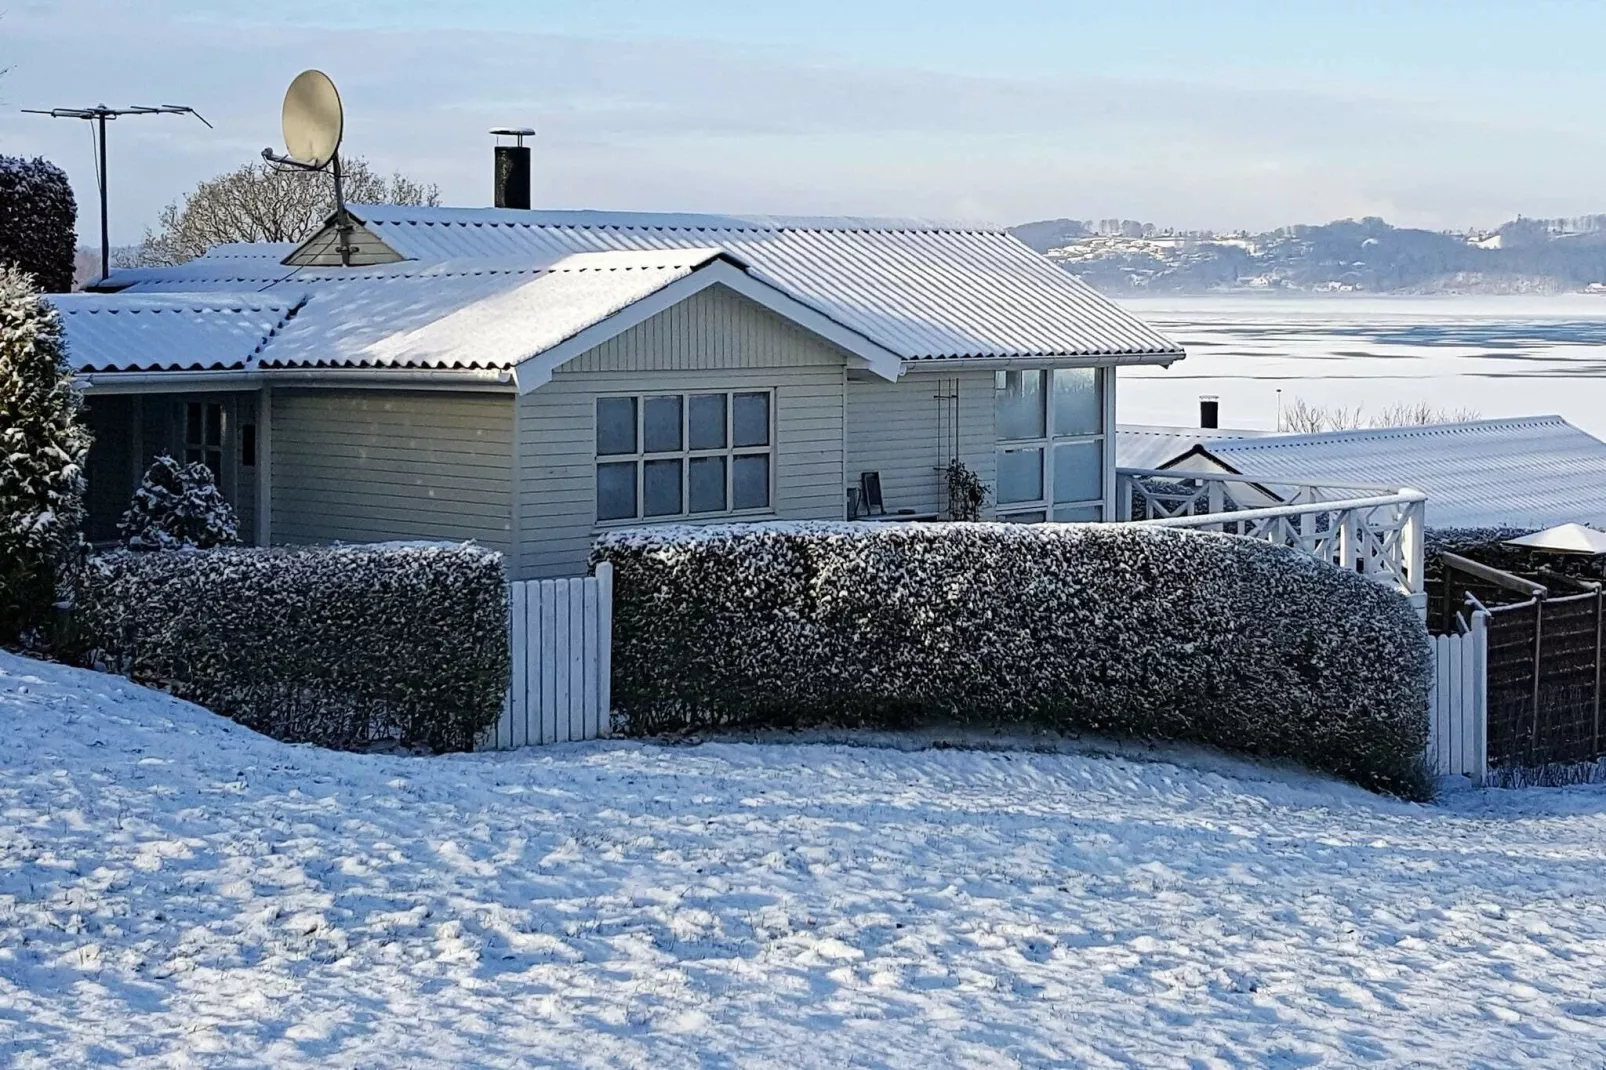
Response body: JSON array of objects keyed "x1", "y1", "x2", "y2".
[
  {"x1": 1427, "y1": 611, "x2": 1488, "y2": 784},
  {"x1": 483, "y1": 564, "x2": 614, "y2": 749}
]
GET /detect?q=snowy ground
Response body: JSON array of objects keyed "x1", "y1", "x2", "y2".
[{"x1": 4, "y1": 652, "x2": 1606, "y2": 1067}]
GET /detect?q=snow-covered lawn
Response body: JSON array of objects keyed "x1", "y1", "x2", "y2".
[{"x1": 4, "y1": 652, "x2": 1606, "y2": 1067}]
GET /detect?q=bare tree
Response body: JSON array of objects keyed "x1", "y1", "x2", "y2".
[
  {"x1": 1280, "y1": 397, "x2": 1365, "y2": 434},
  {"x1": 133, "y1": 157, "x2": 441, "y2": 266},
  {"x1": 1371, "y1": 401, "x2": 1481, "y2": 427},
  {"x1": 1280, "y1": 396, "x2": 1481, "y2": 433}
]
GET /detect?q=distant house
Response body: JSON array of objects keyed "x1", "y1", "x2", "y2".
[
  {"x1": 57, "y1": 200, "x2": 1184, "y2": 577},
  {"x1": 1117, "y1": 415, "x2": 1606, "y2": 530}
]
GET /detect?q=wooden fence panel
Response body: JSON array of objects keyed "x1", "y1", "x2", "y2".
[
  {"x1": 484, "y1": 564, "x2": 614, "y2": 749},
  {"x1": 1428, "y1": 614, "x2": 1487, "y2": 784}
]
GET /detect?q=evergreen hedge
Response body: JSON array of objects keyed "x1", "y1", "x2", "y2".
[
  {"x1": 0, "y1": 157, "x2": 76, "y2": 293},
  {"x1": 72, "y1": 542, "x2": 509, "y2": 751},
  {"x1": 594, "y1": 522, "x2": 1434, "y2": 797}
]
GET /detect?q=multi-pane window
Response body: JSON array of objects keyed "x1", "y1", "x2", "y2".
[
  {"x1": 185, "y1": 401, "x2": 224, "y2": 484},
  {"x1": 596, "y1": 391, "x2": 773, "y2": 523},
  {"x1": 995, "y1": 368, "x2": 1105, "y2": 523}
]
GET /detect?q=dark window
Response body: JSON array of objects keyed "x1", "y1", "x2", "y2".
[{"x1": 241, "y1": 424, "x2": 257, "y2": 468}]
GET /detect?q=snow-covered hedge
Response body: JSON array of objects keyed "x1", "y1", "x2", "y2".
[
  {"x1": 0, "y1": 157, "x2": 76, "y2": 293},
  {"x1": 594, "y1": 522, "x2": 1434, "y2": 796},
  {"x1": 72, "y1": 543, "x2": 509, "y2": 751}
]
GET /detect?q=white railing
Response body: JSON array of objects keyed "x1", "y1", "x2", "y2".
[
  {"x1": 1115, "y1": 467, "x2": 1428, "y2": 604},
  {"x1": 483, "y1": 564, "x2": 614, "y2": 749}
]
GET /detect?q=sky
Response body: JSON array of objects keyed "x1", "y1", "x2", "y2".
[{"x1": 4, "y1": 1, "x2": 1606, "y2": 246}]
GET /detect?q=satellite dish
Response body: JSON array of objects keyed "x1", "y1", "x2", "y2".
[{"x1": 281, "y1": 70, "x2": 343, "y2": 168}]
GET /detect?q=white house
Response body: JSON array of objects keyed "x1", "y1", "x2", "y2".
[{"x1": 59, "y1": 201, "x2": 1186, "y2": 577}]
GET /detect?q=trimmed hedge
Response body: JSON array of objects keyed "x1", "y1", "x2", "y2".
[
  {"x1": 594, "y1": 522, "x2": 1434, "y2": 796},
  {"x1": 0, "y1": 157, "x2": 76, "y2": 294},
  {"x1": 72, "y1": 542, "x2": 508, "y2": 751}
]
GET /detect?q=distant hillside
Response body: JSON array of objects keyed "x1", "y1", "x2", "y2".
[{"x1": 1010, "y1": 215, "x2": 1606, "y2": 295}]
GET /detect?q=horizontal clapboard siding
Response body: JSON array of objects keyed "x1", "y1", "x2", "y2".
[
  {"x1": 272, "y1": 389, "x2": 514, "y2": 552},
  {"x1": 517, "y1": 284, "x2": 849, "y2": 579},
  {"x1": 846, "y1": 371, "x2": 997, "y2": 518}
]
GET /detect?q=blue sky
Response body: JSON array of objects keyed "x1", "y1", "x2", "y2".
[{"x1": 4, "y1": 1, "x2": 1604, "y2": 244}]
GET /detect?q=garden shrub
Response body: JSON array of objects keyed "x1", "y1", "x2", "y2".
[
  {"x1": 72, "y1": 542, "x2": 508, "y2": 751},
  {"x1": 594, "y1": 521, "x2": 1434, "y2": 797},
  {"x1": 119, "y1": 455, "x2": 240, "y2": 549},
  {"x1": 0, "y1": 265, "x2": 90, "y2": 644}
]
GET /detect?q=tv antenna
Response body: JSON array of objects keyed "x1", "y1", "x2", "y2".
[
  {"x1": 23, "y1": 103, "x2": 212, "y2": 285},
  {"x1": 261, "y1": 70, "x2": 354, "y2": 265}
]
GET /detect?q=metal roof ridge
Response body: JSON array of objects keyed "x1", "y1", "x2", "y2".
[
  {"x1": 1221, "y1": 414, "x2": 1575, "y2": 450},
  {"x1": 349, "y1": 203, "x2": 1006, "y2": 235}
]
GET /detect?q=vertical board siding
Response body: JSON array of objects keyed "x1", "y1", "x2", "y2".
[
  {"x1": 1428, "y1": 616, "x2": 1488, "y2": 783},
  {"x1": 271, "y1": 389, "x2": 514, "y2": 552},
  {"x1": 487, "y1": 564, "x2": 614, "y2": 748},
  {"x1": 845, "y1": 371, "x2": 997, "y2": 518},
  {"x1": 517, "y1": 284, "x2": 851, "y2": 579}
]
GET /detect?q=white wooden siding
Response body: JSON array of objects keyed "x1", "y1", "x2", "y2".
[
  {"x1": 271, "y1": 389, "x2": 514, "y2": 551},
  {"x1": 845, "y1": 370, "x2": 997, "y2": 517},
  {"x1": 489, "y1": 565, "x2": 613, "y2": 748},
  {"x1": 516, "y1": 285, "x2": 849, "y2": 579}
]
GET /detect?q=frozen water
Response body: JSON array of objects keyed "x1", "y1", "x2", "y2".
[{"x1": 1121, "y1": 294, "x2": 1606, "y2": 438}]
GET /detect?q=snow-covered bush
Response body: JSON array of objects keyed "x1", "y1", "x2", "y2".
[
  {"x1": 595, "y1": 522, "x2": 1434, "y2": 797},
  {"x1": 118, "y1": 455, "x2": 240, "y2": 550},
  {"x1": 0, "y1": 265, "x2": 90, "y2": 643},
  {"x1": 0, "y1": 157, "x2": 76, "y2": 293},
  {"x1": 72, "y1": 543, "x2": 509, "y2": 751}
]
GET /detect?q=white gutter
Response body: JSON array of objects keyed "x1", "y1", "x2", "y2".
[
  {"x1": 898, "y1": 351, "x2": 1185, "y2": 373},
  {"x1": 77, "y1": 366, "x2": 516, "y2": 394}
]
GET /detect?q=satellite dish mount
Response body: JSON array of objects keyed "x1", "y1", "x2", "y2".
[{"x1": 261, "y1": 70, "x2": 355, "y2": 264}]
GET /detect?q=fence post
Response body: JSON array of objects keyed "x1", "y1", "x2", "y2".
[
  {"x1": 1594, "y1": 588, "x2": 1603, "y2": 757},
  {"x1": 1471, "y1": 609, "x2": 1488, "y2": 786},
  {"x1": 596, "y1": 561, "x2": 614, "y2": 737},
  {"x1": 1531, "y1": 598, "x2": 1544, "y2": 762}
]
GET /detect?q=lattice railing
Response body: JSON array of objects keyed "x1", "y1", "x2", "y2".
[{"x1": 1115, "y1": 468, "x2": 1428, "y2": 603}]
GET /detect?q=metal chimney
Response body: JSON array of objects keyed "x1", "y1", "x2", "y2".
[
  {"x1": 490, "y1": 127, "x2": 534, "y2": 209},
  {"x1": 1200, "y1": 395, "x2": 1219, "y2": 429}
]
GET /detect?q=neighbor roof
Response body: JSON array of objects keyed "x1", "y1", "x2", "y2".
[
  {"x1": 105, "y1": 204, "x2": 1186, "y2": 367},
  {"x1": 1116, "y1": 424, "x2": 1274, "y2": 471},
  {"x1": 1152, "y1": 415, "x2": 1606, "y2": 530},
  {"x1": 46, "y1": 292, "x2": 304, "y2": 373}
]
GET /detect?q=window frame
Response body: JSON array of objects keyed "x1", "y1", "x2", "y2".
[
  {"x1": 995, "y1": 368, "x2": 1107, "y2": 523},
  {"x1": 594, "y1": 388, "x2": 776, "y2": 526}
]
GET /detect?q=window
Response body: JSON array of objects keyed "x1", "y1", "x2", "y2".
[
  {"x1": 596, "y1": 390, "x2": 773, "y2": 522},
  {"x1": 185, "y1": 401, "x2": 224, "y2": 484},
  {"x1": 995, "y1": 368, "x2": 1105, "y2": 523}
]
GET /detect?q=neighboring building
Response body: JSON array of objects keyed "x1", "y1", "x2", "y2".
[
  {"x1": 59, "y1": 197, "x2": 1185, "y2": 577},
  {"x1": 1124, "y1": 415, "x2": 1606, "y2": 530}
]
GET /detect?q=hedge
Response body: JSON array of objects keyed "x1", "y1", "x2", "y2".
[
  {"x1": 594, "y1": 522, "x2": 1434, "y2": 797},
  {"x1": 0, "y1": 157, "x2": 76, "y2": 294},
  {"x1": 72, "y1": 542, "x2": 508, "y2": 751}
]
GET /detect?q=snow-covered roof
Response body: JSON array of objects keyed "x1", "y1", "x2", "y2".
[
  {"x1": 105, "y1": 204, "x2": 1185, "y2": 366},
  {"x1": 259, "y1": 247, "x2": 741, "y2": 374},
  {"x1": 1153, "y1": 415, "x2": 1606, "y2": 530},
  {"x1": 1116, "y1": 424, "x2": 1274, "y2": 471},
  {"x1": 47, "y1": 292, "x2": 303, "y2": 372}
]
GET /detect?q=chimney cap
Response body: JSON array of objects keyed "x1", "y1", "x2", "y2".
[{"x1": 490, "y1": 127, "x2": 536, "y2": 145}]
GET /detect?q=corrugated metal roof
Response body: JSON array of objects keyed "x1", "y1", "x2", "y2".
[
  {"x1": 1161, "y1": 416, "x2": 1606, "y2": 530},
  {"x1": 47, "y1": 292, "x2": 303, "y2": 372},
  {"x1": 259, "y1": 248, "x2": 729, "y2": 370},
  {"x1": 106, "y1": 205, "x2": 1186, "y2": 365},
  {"x1": 1116, "y1": 424, "x2": 1274, "y2": 470}
]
